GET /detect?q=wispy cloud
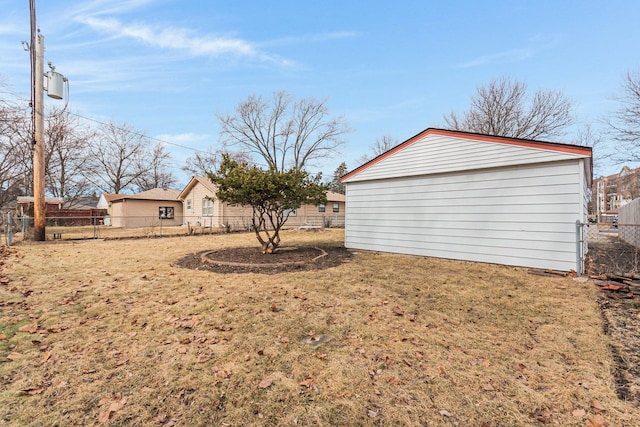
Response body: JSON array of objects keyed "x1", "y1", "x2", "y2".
[
  {"x1": 261, "y1": 30, "x2": 360, "y2": 47},
  {"x1": 455, "y1": 48, "x2": 534, "y2": 69},
  {"x1": 80, "y1": 16, "x2": 258, "y2": 58},
  {"x1": 69, "y1": 0, "x2": 156, "y2": 18},
  {"x1": 69, "y1": 2, "x2": 295, "y2": 67},
  {"x1": 155, "y1": 132, "x2": 212, "y2": 145}
]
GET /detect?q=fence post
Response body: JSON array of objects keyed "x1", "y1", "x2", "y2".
[
  {"x1": 576, "y1": 220, "x2": 583, "y2": 276},
  {"x1": 6, "y1": 212, "x2": 12, "y2": 246}
]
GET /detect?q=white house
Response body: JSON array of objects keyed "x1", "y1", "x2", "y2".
[{"x1": 341, "y1": 128, "x2": 593, "y2": 273}]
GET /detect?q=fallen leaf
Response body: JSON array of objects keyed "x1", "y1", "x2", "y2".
[
  {"x1": 299, "y1": 377, "x2": 315, "y2": 388},
  {"x1": 41, "y1": 351, "x2": 51, "y2": 363},
  {"x1": 513, "y1": 362, "x2": 527, "y2": 371},
  {"x1": 19, "y1": 323, "x2": 38, "y2": 333},
  {"x1": 197, "y1": 354, "x2": 210, "y2": 363},
  {"x1": 177, "y1": 347, "x2": 187, "y2": 354},
  {"x1": 98, "y1": 395, "x2": 127, "y2": 424},
  {"x1": 586, "y1": 414, "x2": 607, "y2": 427},
  {"x1": 216, "y1": 370, "x2": 230, "y2": 379},
  {"x1": 439, "y1": 409, "x2": 452, "y2": 417},
  {"x1": 482, "y1": 383, "x2": 495, "y2": 391},
  {"x1": 385, "y1": 376, "x2": 400, "y2": 385},
  {"x1": 19, "y1": 387, "x2": 44, "y2": 395},
  {"x1": 7, "y1": 352, "x2": 23, "y2": 361},
  {"x1": 179, "y1": 317, "x2": 199, "y2": 329},
  {"x1": 0, "y1": 333, "x2": 7, "y2": 340},
  {"x1": 571, "y1": 408, "x2": 586, "y2": 417},
  {"x1": 314, "y1": 353, "x2": 328, "y2": 360},
  {"x1": 591, "y1": 399, "x2": 606, "y2": 412},
  {"x1": 392, "y1": 306, "x2": 404, "y2": 316},
  {"x1": 279, "y1": 336, "x2": 290, "y2": 343},
  {"x1": 258, "y1": 378, "x2": 273, "y2": 389}
]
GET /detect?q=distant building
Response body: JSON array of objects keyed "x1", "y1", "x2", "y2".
[{"x1": 592, "y1": 166, "x2": 640, "y2": 220}]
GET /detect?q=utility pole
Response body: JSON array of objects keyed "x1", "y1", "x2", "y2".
[
  {"x1": 33, "y1": 30, "x2": 46, "y2": 241},
  {"x1": 29, "y1": 0, "x2": 66, "y2": 242}
]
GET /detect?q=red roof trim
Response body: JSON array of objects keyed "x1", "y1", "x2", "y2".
[{"x1": 341, "y1": 128, "x2": 593, "y2": 182}]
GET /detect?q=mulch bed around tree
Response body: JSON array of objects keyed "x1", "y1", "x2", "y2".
[{"x1": 176, "y1": 245, "x2": 352, "y2": 274}]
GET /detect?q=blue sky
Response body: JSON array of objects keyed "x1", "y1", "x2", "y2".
[{"x1": 1, "y1": 0, "x2": 638, "y2": 186}]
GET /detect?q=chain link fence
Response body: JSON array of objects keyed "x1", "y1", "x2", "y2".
[
  {"x1": 0, "y1": 214, "x2": 344, "y2": 243},
  {"x1": 581, "y1": 221, "x2": 640, "y2": 276}
]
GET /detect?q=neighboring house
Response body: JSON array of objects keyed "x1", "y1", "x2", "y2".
[
  {"x1": 178, "y1": 176, "x2": 345, "y2": 229},
  {"x1": 341, "y1": 128, "x2": 593, "y2": 273},
  {"x1": 593, "y1": 166, "x2": 640, "y2": 221},
  {"x1": 97, "y1": 193, "x2": 121, "y2": 214},
  {"x1": 102, "y1": 188, "x2": 183, "y2": 228}
]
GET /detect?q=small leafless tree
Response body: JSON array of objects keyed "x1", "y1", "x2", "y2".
[
  {"x1": 358, "y1": 134, "x2": 399, "y2": 164},
  {"x1": 133, "y1": 142, "x2": 178, "y2": 191},
  {"x1": 218, "y1": 91, "x2": 351, "y2": 172},
  {"x1": 87, "y1": 121, "x2": 150, "y2": 194},
  {"x1": 608, "y1": 70, "x2": 640, "y2": 162},
  {"x1": 444, "y1": 76, "x2": 573, "y2": 140}
]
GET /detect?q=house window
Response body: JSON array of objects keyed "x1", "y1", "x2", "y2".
[
  {"x1": 186, "y1": 199, "x2": 192, "y2": 211},
  {"x1": 202, "y1": 198, "x2": 213, "y2": 216},
  {"x1": 159, "y1": 206, "x2": 174, "y2": 219},
  {"x1": 332, "y1": 203, "x2": 339, "y2": 213},
  {"x1": 318, "y1": 204, "x2": 326, "y2": 212},
  {"x1": 284, "y1": 209, "x2": 297, "y2": 217}
]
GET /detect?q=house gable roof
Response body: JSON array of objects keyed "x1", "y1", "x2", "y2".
[
  {"x1": 342, "y1": 128, "x2": 593, "y2": 184},
  {"x1": 178, "y1": 176, "x2": 217, "y2": 200},
  {"x1": 105, "y1": 188, "x2": 181, "y2": 204}
]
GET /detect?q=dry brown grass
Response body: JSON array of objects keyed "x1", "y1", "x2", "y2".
[{"x1": 1, "y1": 229, "x2": 638, "y2": 426}]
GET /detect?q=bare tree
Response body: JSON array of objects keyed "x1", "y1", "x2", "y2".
[
  {"x1": 444, "y1": 76, "x2": 573, "y2": 140},
  {"x1": 44, "y1": 108, "x2": 94, "y2": 205},
  {"x1": 218, "y1": 91, "x2": 351, "y2": 172},
  {"x1": 358, "y1": 134, "x2": 398, "y2": 164},
  {"x1": 87, "y1": 121, "x2": 150, "y2": 194},
  {"x1": 572, "y1": 124, "x2": 605, "y2": 176},
  {"x1": 608, "y1": 70, "x2": 640, "y2": 162},
  {"x1": 0, "y1": 101, "x2": 29, "y2": 208},
  {"x1": 134, "y1": 142, "x2": 178, "y2": 191},
  {"x1": 182, "y1": 147, "x2": 250, "y2": 177}
]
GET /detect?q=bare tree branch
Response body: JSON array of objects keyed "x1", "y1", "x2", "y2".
[
  {"x1": 444, "y1": 76, "x2": 573, "y2": 140},
  {"x1": 607, "y1": 70, "x2": 640, "y2": 163},
  {"x1": 218, "y1": 91, "x2": 351, "y2": 172}
]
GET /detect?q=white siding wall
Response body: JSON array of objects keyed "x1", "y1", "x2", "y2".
[
  {"x1": 345, "y1": 160, "x2": 583, "y2": 271},
  {"x1": 348, "y1": 134, "x2": 586, "y2": 183}
]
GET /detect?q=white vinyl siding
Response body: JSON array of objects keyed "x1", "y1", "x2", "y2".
[
  {"x1": 346, "y1": 134, "x2": 588, "y2": 183},
  {"x1": 345, "y1": 161, "x2": 584, "y2": 271}
]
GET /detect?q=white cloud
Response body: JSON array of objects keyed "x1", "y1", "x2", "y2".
[
  {"x1": 455, "y1": 48, "x2": 534, "y2": 69},
  {"x1": 156, "y1": 132, "x2": 210, "y2": 143},
  {"x1": 261, "y1": 30, "x2": 360, "y2": 47}
]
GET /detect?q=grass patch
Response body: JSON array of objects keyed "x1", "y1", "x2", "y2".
[{"x1": 0, "y1": 229, "x2": 637, "y2": 426}]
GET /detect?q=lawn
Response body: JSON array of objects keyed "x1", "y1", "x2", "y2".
[{"x1": 0, "y1": 229, "x2": 638, "y2": 426}]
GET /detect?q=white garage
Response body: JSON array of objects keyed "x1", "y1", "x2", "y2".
[{"x1": 341, "y1": 128, "x2": 593, "y2": 273}]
